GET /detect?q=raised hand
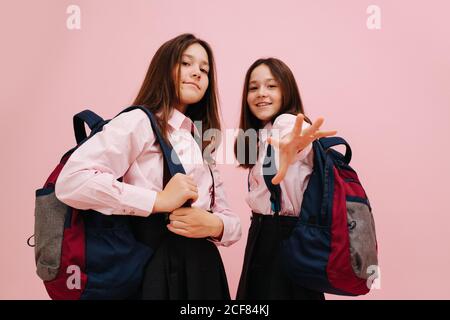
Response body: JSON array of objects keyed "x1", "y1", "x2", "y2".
[{"x1": 267, "y1": 114, "x2": 337, "y2": 185}]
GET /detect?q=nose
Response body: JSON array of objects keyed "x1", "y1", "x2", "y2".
[
  {"x1": 257, "y1": 86, "x2": 267, "y2": 97},
  {"x1": 190, "y1": 65, "x2": 201, "y2": 79}
]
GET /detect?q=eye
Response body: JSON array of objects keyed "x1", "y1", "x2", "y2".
[
  {"x1": 201, "y1": 68, "x2": 209, "y2": 74},
  {"x1": 249, "y1": 86, "x2": 257, "y2": 91},
  {"x1": 181, "y1": 61, "x2": 191, "y2": 66},
  {"x1": 268, "y1": 85, "x2": 277, "y2": 88}
]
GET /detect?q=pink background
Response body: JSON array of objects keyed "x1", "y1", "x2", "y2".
[{"x1": 1, "y1": 0, "x2": 449, "y2": 299}]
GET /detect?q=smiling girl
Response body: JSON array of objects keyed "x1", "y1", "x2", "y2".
[{"x1": 235, "y1": 58, "x2": 336, "y2": 300}]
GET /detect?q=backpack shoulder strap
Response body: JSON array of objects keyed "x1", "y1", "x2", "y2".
[
  {"x1": 117, "y1": 105, "x2": 186, "y2": 177},
  {"x1": 73, "y1": 110, "x2": 104, "y2": 144},
  {"x1": 262, "y1": 144, "x2": 282, "y2": 215},
  {"x1": 318, "y1": 137, "x2": 352, "y2": 164}
]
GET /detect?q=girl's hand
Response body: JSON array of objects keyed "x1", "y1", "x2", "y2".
[
  {"x1": 153, "y1": 173, "x2": 198, "y2": 213},
  {"x1": 267, "y1": 114, "x2": 337, "y2": 185},
  {"x1": 167, "y1": 207, "x2": 224, "y2": 239}
]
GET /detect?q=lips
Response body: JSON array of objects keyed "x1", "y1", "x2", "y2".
[
  {"x1": 183, "y1": 82, "x2": 200, "y2": 90},
  {"x1": 255, "y1": 102, "x2": 272, "y2": 107}
]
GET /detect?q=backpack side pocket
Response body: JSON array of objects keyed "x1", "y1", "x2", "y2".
[
  {"x1": 34, "y1": 188, "x2": 67, "y2": 281},
  {"x1": 346, "y1": 196, "x2": 378, "y2": 279}
]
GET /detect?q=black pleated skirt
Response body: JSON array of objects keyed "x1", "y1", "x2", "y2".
[
  {"x1": 131, "y1": 213, "x2": 230, "y2": 300},
  {"x1": 237, "y1": 212, "x2": 325, "y2": 300}
]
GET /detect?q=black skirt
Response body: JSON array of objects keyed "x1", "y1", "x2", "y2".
[
  {"x1": 131, "y1": 213, "x2": 230, "y2": 300},
  {"x1": 237, "y1": 212, "x2": 325, "y2": 300}
]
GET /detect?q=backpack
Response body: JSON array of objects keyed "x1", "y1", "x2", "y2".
[
  {"x1": 30, "y1": 105, "x2": 182, "y2": 299},
  {"x1": 263, "y1": 137, "x2": 379, "y2": 296}
]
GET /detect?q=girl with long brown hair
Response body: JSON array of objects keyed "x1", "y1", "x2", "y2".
[
  {"x1": 235, "y1": 58, "x2": 336, "y2": 299},
  {"x1": 56, "y1": 34, "x2": 241, "y2": 299}
]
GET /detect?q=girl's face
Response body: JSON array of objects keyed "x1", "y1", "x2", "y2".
[
  {"x1": 247, "y1": 64, "x2": 282, "y2": 123},
  {"x1": 177, "y1": 43, "x2": 210, "y2": 109}
]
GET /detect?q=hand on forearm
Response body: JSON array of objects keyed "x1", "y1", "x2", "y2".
[{"x1": 167, "y1": 207, "x2": 224, "y2": 239}]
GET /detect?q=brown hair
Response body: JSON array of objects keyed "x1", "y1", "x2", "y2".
[
  {"x1": 133, "y1": 33, "x2": 221, "y2": 151},
  {"x1": 234, "y1": 57, "x2": 311, "y2": 168}
]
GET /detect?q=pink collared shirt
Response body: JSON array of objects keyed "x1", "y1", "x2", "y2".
[
  {"x1": 55, "y1": 108, "x2": 241, "y2": 247},
  {"x1": 246, "y1": 113, "x2": 314, "y2": 216}
]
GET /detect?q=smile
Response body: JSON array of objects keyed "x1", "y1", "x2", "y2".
[
  {"x1": 256, "y1": 102, "x2": 272, "y2": 107},
  {"x1": 183, "y1": 82, "x2": 200, "y2": 90}
]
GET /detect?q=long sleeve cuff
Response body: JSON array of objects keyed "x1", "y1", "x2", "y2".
[
  {"x1": 119, "y1": 183, "x2": 156, "y2": 217},
  {"x1": 208, "y1": 211, "x2": 242, "y2": 247}
]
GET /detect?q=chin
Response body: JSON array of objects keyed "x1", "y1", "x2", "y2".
[
  {"x1": 180, "y1": 90, "x2": 203, "y2": 104},
  {"x1": 255, "y1": 112, "x2": 276, "y2": 122}
]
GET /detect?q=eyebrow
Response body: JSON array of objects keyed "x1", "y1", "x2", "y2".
[{"x1": 182, "y1": 54, "x2": 209, "y2": 67}]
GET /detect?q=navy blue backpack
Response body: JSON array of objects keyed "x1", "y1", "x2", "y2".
[
  {"x1": 263, "y1": 137, "x2": 378, "y2": 296},
  {"x1": 32, "y1": 106, "x2": 185, "y2": 299}
]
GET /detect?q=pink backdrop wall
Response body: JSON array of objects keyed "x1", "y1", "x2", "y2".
[{"x1": 1, "y1": 0, "x2": 449, "y2": 299}]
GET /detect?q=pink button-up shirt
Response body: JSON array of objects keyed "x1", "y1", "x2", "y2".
[
  {"x1": 246, "y1": 113, "x2": 314, "y2": 216},
  {"x1": 55, "y1": 108, "x2": 241, "y2": 247}
]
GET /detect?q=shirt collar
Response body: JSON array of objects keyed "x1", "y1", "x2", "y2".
[{"x1": 162, "y1": 108, "x2": 193, "y2": 132}]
